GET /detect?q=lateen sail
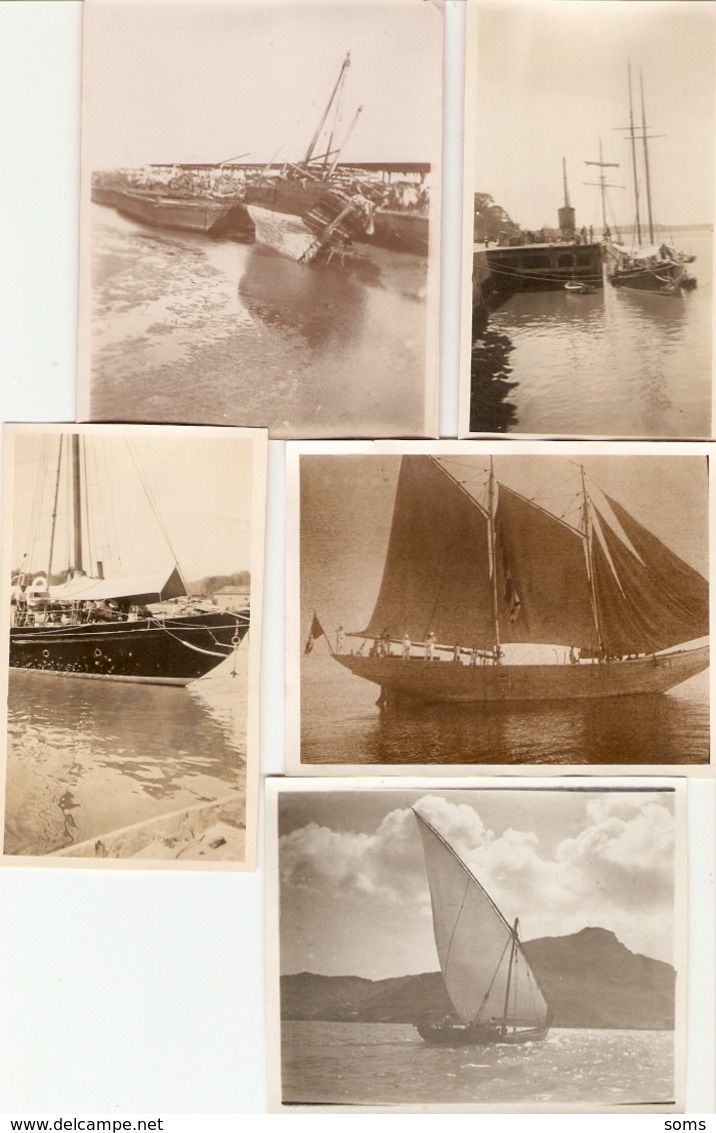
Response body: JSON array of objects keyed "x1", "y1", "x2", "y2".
[{"x1": 414, "y1": 809, "x2": 549, "y2": 1030}]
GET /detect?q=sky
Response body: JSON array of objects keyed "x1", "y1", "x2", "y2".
[
  {"x1": 299, "y1": 451, "x2": 709, "y2": 642},
  {"x1": 84, "y1": 0, "x2": 443, "y2": 169},
  {"x1": 472, "y1": 0, "x2": 715, "y2": 230},
  {"x1": 10, "y1": 428, "x2": 257, "y2": 582},
  {"x1": 278, "y1": 785, "x2": 678, "y2": 978}
]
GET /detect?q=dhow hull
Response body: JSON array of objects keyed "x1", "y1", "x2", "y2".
[
  {"x1": 416, "y1": 1021, "x2": 549, "y2": 1046},
  {"x1": 9, "y1": 611, "x2": 248, "y2": 686},
  {"x1": 334, "y1": 645, "x2": 709, "y2": 705}
]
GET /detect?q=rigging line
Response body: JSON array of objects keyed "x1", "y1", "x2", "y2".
[
  {"x1": 443, "y1": 873, "x2": 472, "y2": 988},
  {"x1": 428, "y1": 456, "x2": 490, "y2": 519},
  {"x1": 484, "y1": 263, "x2": 604, "y2": 286},
  {"x1": 124, "y1": 439, "x2": 185, "y2": 579},
  {"x1": 475, "y1": 936, "x2": 513, "y2": 1022},
  {"x1": 497, "y1": 482, "x2": 584, "y2": 539},
  {"x1": 413, "y1": 810, "x2": 517, "y2": 939},
  {"x1": 157, "y1": 631, "x2": 232, "y2": 660},
  {"x1": 25, "y1": 434, "x2": 52, "y2": 579}
]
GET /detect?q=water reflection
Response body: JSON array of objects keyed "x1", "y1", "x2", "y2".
[
  {"x1": 5, "y1": 667, "x2": 246, "y2": 855},
  {"x1": 471, "y1": 231, "x2": 711, "y2": 437},
  {"x1": 238, "y1": 245, "x2": 367, "y2": 351},
  {"x1": 302, "y1": 668, "x2": 708, "y2": 765}
]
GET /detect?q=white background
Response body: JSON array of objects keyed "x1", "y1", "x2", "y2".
[{"x1": 0, "y1": 0, "x2": 712, "y2": 1119}]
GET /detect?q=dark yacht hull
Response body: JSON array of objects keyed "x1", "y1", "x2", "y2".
[{"x1": 9, "y1": 610, "x2": 249, "y2": 686}]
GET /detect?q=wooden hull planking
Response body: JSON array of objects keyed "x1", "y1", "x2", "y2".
[{"x1": 334, "y1": 645, "x2": 709, "y2": 705}]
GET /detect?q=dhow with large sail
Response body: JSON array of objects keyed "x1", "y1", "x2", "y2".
[
  {"x1": 414, "y1": 808, "x2": 551, "y2": 1045},
  {"x1": 332, "y1": 456, "x2": 708, "y2": 705}
]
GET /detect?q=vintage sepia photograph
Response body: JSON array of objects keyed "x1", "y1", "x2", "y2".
[
  {"x1": 289, "y1": 442, "x2": 710, "y2": 769},
  {"x1": 460, "y1": 0, "x2": 714, "y2": 438},
  {"x1": 267, "y1": 777, "x2": 686, "y2": 1111},
  {"x1": 0, "y1": 423, "x2": 267, "y2": 868},
  {"x1": 79, "y1": 0, "x2": 442, "y2": 439}
]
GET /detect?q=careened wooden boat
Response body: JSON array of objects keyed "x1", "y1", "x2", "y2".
[
  {"x1": 10, "y1": 434, "x2": 248, "y2": 687},
  {"x1": 243, "y1": 53, "x2": 429, "y2": 263},
  {"x1": 414, "y1": 808, "x2": 552, "y2": 1046},
  {"x1": 606, "y1": 66, "x2": 696, "y2": 295},
  {"x1": 332, "y1": 456, "x2": 709, "y2": 706}
]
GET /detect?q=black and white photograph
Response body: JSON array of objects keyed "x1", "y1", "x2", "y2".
[
  {"x1": 0, "y1": 423, "x2": 266, "y2": 868},
  {"x1": 460, "y1": 0, "x2": 714, "y2": 438},
  {"x1": 78, "y1": 0, "x2": 442, "y2": 439},
  {"x1": 289, "y1": 442, "x2": 710, "y2": 769},
  {"x1": 267, "y1": 777, "x2": 686, "y2": 1111}
]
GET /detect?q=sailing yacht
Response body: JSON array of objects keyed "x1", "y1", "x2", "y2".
[
  {"x1": 414, "y1": 808, "x2": 552, "y2": 1045},
  {"x1": 607, "y1": 66, "x2": 696, "y2": 295},
  {"x1": 332, "y1": 456, "x2": 709, "y2": 706},
  {"x1": 9, "y1": 433, "x2": 249, "y2": 686}
]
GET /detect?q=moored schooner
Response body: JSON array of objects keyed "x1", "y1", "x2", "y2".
[
  {"x1": 606, "y1": 64, "x2": 697, "y2": 295},
  {"x1": 331, "y1": 456, "x2": 708, "y2": 705}
]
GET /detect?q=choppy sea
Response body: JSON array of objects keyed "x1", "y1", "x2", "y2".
[{"x1": 281, "y1": 1021, "x2": 674, "y2": 1108}]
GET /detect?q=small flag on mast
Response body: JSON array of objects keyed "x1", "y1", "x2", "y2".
[{"x1": 304, "y1": 612, "x2": 327, "y2": 654}]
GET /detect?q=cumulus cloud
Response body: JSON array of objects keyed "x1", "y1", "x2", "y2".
[{"x1": 280, "y1": 791, "x2": 676, "y2": 962}]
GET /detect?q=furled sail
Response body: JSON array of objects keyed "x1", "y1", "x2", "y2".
[
  {"x1": 360, "y1": 457, "x2": 495, "y2": 648},
  {"x1": 591, "y1": 501, "x2": 708, "y2": 655},
  {"x1": 48, "y1": 565, "x2": 187, "y2": 606},
  {"x1": 495, "y1": 486, "x2": 597, "y2": 649},
  {"x1": 414, "y1": 809, "x2": 549, "y2": 1030}
]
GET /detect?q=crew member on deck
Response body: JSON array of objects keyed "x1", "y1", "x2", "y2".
[{"x1": 402, "y1": 633, "x2": 411, "y2": 660}]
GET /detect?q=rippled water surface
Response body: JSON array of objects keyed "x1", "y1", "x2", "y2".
[
  {"x1": 472, "y1": 230, "x2": 711, "y2": 437},
  {"x1": 89, "y1": 205, "x2": 431, "y2": 438},
  {"x1": 4, "y1": 650, "x2": 249, "y2": 855},
  {"x1": 281, "y1": 1022, "x2": 674, "y2": 1107},
  {"x1": 301, "y1": 654, "x2": 708, "y2": 765}
]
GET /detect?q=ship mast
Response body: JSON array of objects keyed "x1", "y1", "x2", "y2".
[
  {"x1": 488, "y1": 457, "x2": 501, "y2": 663},
  {"x1": 501, "y1": 918, "x2": 519, "y2": 1034},
  {"x1": 626, "y1": 62, "x2": 642, "y2": 245},
  {"x1": 303, "y1": 52, "x2": 351, "y2": 167},
  {"x1": 639, "y1": 72, "x2": 660, "y2": 245},
  {"x1": 580, "y1": 464, "x2": 603, "y2": 656},
  {"x1": 46, "y1": 435, "x2": 64, "y2": 583},
  {"x1": 584, "y1": 138, "x2": 620, "y2": 233}
]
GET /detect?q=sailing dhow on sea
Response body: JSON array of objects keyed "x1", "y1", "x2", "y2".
[
  {"x1": 10, "y1": 433, "x2": 249, "y2": 686},
  {"x1": 330, "y1": 456, "x2": 708, "y2": 705},
  {"x1": 414, "y1": 807, "x2": 552, "y2": 1045}
]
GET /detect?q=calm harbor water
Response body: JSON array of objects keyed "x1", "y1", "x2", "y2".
[
  {"x1": 89, "y1": 205, "x2": 431, "y2": 438},
  {"x1": 301, "y1": 654, "x2": 709, "y2": 765},
  {"x1": 472, "y1": 230, "x2": 712, "y2": 437},
  {"x1": 281, "y1": 1021, "x2": 674, "y2": 1107},
  {"x1": 3, "y1": 649, "x2": 249, "y2": 856}
]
